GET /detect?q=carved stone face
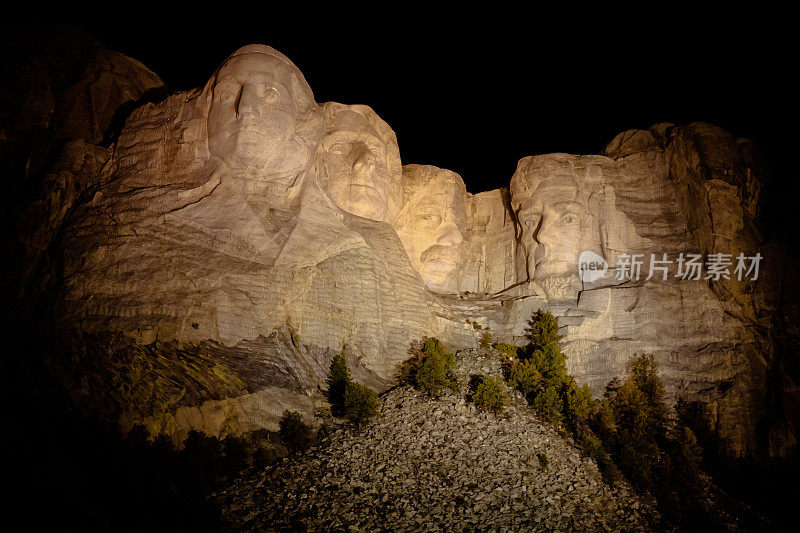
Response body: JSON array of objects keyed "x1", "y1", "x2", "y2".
[
  {"x1": 518, "y1": 171, "x2": 587, "y2": 278},
  {"x1": 317, "y1": 104, "x2": 401, "y2": 222},
  {"x1": 395, "y1": 167, "x2": 467, "y2": 293},
  {"x1": 511, "y1": 158, "x2": 599, "y2": 299},
  {"x1": 206, "y1": 49, "x2": 314, "y2": 181}
]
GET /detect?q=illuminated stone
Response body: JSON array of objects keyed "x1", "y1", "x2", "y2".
[
  {"x1": 316, "y1": 102, "x2": 402, "y2": 222},
  {"x1": 30, "y1": 42, "x2": 794, "y2": 455},
  {"x1": 394, "y1": 165, "x2": 467, "y2": 293}
]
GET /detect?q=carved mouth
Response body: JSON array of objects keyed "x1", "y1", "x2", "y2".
[
  {"x1": 348, "y1": 183, "x2": 380, "y2": 194},
  {"x1": 345, "y1": 183, "x2": 387, "y2": 205},
  {"x1": 227, "y1": 122, "x2": 282, "y2": 140},
  {"x1": 420, "y1": 245, "x2": 459, "y2": 266},
  {"x1": 227, "y1": 126, "x2": 266, "y2": 139}
]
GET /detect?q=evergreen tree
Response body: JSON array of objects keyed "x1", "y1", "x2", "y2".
[
  {"x1": 414, "y1": 337, "x2": 457, "y2": 394},
  {"x1": 493, "y1": 342, "x2": 523, "y2": 361},
  {"x1": 594, "y1": 398, "x2": 617, "y2": 444},
  {"x1": 630, "y1": 353, "x2": 666, "y2": 423},
  {"x1": 533, "y1": 385, "x2": 563, "y2": 424},
  {"x1": 608, "y1": 356, "x2": 667, "y2": 488},
  {"x1": 566, "y1": 381, "x2": 594, "y2": 422},
  {"x1": 279, "y1": 411, "x2": 316, "y2": 452},
  {"x1": 479, "y1": 331, "x2": 494, "y2": 350},
  {"x1": 508, "y1": 358, "x2": 542, "y2": 396},
  {"x1": 343, "y1": 381, "x2": 380, "y2": 426},
  {"x1": 327, "y1": 352, "x2": 350, "y2": 414},
  {"x1": 524, "y1": 309, "x2": 564, "y2": 352},
  {"x1": 577, "y1": 428, "x2": 620, "y2": 483},
  {"x1": 615, "y1": 404, "x2": 660, "y2": 487},
  {"x1": 471, "y1": 376, "x2": 508, "y2": 413},
  {"x1": 530, "y1": 343, "x2": 568, "y2": 389},
  {"x1": 673, "y1": 426, "x2": 703, "y2": 490}
]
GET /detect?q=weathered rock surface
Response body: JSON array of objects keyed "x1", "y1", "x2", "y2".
[
  {"x1": 216, "y1": 350, "x2": 659, "y2": 531},
  {"x1": 451, "y1": 124, "x2": 799, "y2": 456},
  {"x1": 48, "y1": 45, "x2": 474, "y2": 440},
  {"x1": 7, "y1": 36, "x2": 797, "y2": 458},
  {"x1": 3, "y1": 28, "x2": 165, "y2": 318}
]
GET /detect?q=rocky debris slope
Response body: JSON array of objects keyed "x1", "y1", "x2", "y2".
[{"x1": 215, "y1": 350, "x2": 658, "y2": 531}]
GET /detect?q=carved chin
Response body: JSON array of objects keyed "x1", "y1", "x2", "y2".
[{"x1": 420, "y1": 260, "x2": 458, "y2": 293}]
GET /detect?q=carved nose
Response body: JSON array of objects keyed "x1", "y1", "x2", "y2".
[
  {"x1": 437, "y1": 222, "x2": 462, "y2": 247},
  {"x1": 236, "y1": 85, "x2": 261, "y2": 119},
  {"x1": 533, "y1": 242, "x2": 549, "y2": 265},
  {"x1": 535, "y1": 216, "x2": 559, "y2": 246},
  {"x1": 532, "y1": 217, "x2": 552, "y2": 265},
  {"x1": 352, "y1": 144, "x2": 376, "y2": 176}
]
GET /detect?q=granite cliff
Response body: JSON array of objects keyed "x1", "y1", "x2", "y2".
[{"x1": 5, "y1": 37, "x2": 798, "y2": 459}]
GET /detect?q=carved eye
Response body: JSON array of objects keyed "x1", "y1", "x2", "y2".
[
  {"x1": 560, "y1": 214, "x2": 578, "y2": 225},
  {"x1": 522, "y1": 212, "x2": 540, "y2": 230},
  {"x1": 421, "y1": 214, "x2": 442, "y2": 228},
  {"x1": 329, "y1": 142, "x2": 348, "y2": 156},
  {"x1": 359, "y1": 152, "x2": 377, "y2": 166},
  {"x1": 264, "y1": 86, "x2": 280, "y2": 102}
]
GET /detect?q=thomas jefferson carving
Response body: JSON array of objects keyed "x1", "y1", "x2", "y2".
[{"x1": 316, "y1": 102, "x2": 402, "y2": 222}]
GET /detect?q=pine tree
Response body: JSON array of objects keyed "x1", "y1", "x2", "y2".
[
  {"x1": 279, "y1": 411, "x2": 316, "y2": 452},
  {"x1": 534, "y1": 385, "x2": 563, "y2": 424},
  {"x1": 673, "y1": 426, "x2": 703, "y2": 489},
  {"x1": 530, "y1": 343, "x2": 568, "y2": 389},
  {"x1": 524, "y1": 309, "x2": 564, "y2": 352},
  {"x1": 414, "y1": 337, "x2": 457, "y2": 394},
  {"x1": 566, "y1": 381, "x2": 594, "y2": 422},
  {"x1": 594, "y1": 398, "x2": 617, "y2": 444},
  {"x1": 471, "y1": 376, "x2": 508, "y2": 413},
  {"x1": 608, "y1": 355, "x2": 667, "y2": 488},
  {"x1": 629, "y1": 353, "x2": 666, "y2": 427},
  {"x1": 327, "y1": 352, "x2": 350, "y2": 414},
  {"x1": 479, "y1": 331, "x2": 494, "y2": 350},
  {"x1": 508, "y1": 358, "x2": 542, "y2": 396},
  {"x1": 344, "y1": 381, "x2": 380, "y2": 426}
]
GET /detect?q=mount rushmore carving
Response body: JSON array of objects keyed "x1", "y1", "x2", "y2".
[{"x1": 30, "y1": 45, "x2": 796, "y2": 456}]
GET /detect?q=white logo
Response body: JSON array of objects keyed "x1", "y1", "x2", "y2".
[{"x1": 578, "y1": 251, "x2": 608, "y2": 282}]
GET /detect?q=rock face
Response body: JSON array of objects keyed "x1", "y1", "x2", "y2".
[
  {"x1": 0, "y1": 27, "x2": 163, "y2": 214},
  {"x1": 11, "y1": 39, "x2": 798, "y2": 456},
  {"x1": 394, "y1": 165, "x2": 468, "y2": 294},
  {"x1": 2, "y1": 28, "x2": 165, "y2": 313},
  {"x1": 316, "y1": 102, "x2": 403, "y2": 223},
  {"x1": 53, "y1": 45, "x2": 474, "y2": 439},
  {"x1": 449, "y1": 126, "x2": 799, "y2": 457}
]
